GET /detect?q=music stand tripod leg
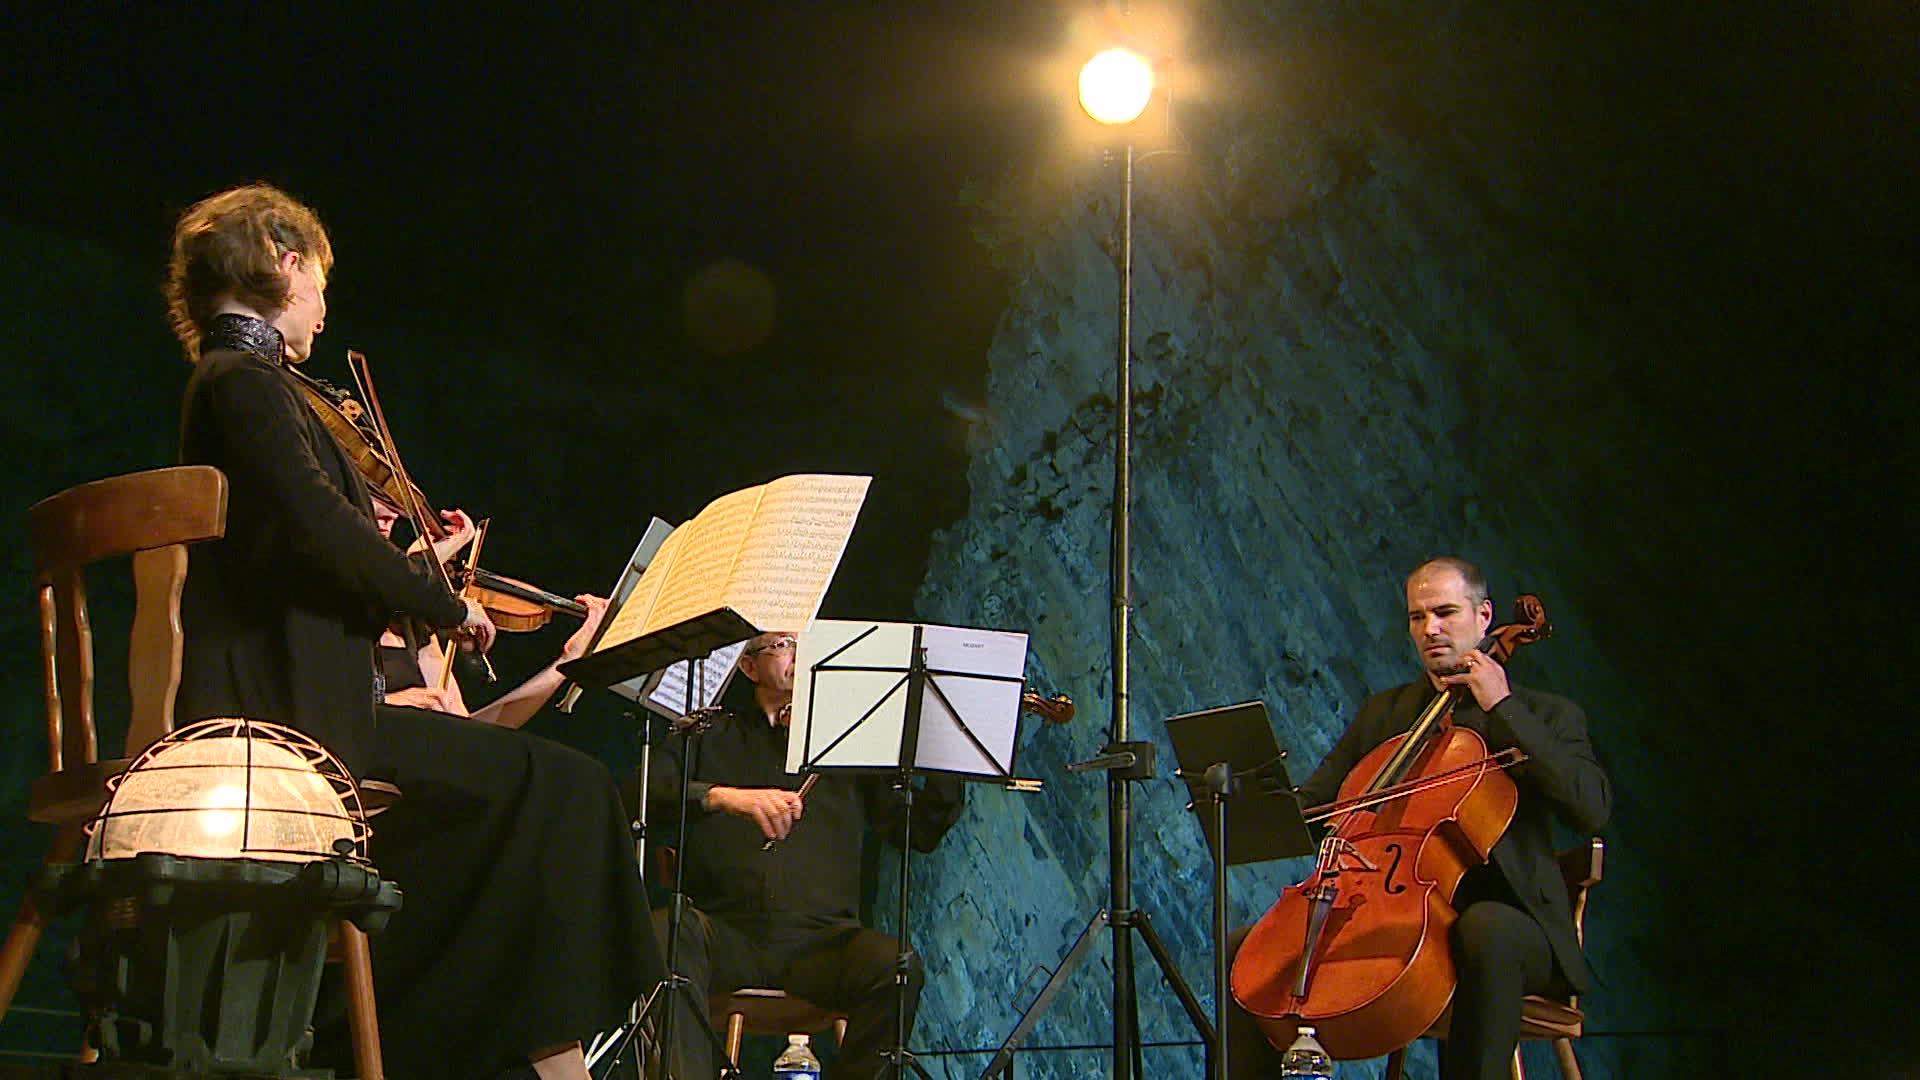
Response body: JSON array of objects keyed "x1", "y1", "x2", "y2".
[
  {"x1": 975, "y1": 910, "x2": 1111, "y2": 1079},
  {"x1": 602, "y1": 697, "x2": 743, "y2": 1080},
  {"x1": 881, "y1": 772, "x2": 936, "y2": 1080},
  {"x1": 586, "y1": 708, "x2": 656, "y2": 1077}
]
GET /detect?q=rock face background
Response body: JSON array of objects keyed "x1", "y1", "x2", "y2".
[
  {"x1": 899, "y1": 5, "x2": 1910, "y2": 1079},
  {"x1": 0, "y1": 2, "x2": 1910, "y2": 1077}
]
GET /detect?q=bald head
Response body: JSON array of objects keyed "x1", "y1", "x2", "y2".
[{"x1": 1406, "y1": 556, "x2": 1489, "y2": 609}]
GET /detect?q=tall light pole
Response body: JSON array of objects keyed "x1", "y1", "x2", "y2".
[
  {"x1": 978, "y1": 42, "x2": 1218, "y2": 1080},
  {"x1": 1083, "y1": 45, "x2": 1153, "y2": 1080}
]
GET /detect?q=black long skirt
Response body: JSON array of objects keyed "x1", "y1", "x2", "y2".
[{"x1": 314, "y1": 705, "x2": 664, "y2": 1079}]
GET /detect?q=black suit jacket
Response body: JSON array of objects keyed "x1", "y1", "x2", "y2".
[
  {"x1": 176, "y1": 347, "x2": 467, "y2": 774},
  {"x1": 1295, "y1": 680, "x2": 1611, "y2": 991}
]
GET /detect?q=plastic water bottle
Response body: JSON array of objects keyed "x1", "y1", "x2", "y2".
[
  {"x1": 1279, "y1": 1024, "x2": 1334, "y2": 1079},
  {"x1": 772, "y1": 1033, "x2": 822, "y2": 1080}
]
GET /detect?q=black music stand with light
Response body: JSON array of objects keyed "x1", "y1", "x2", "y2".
[{"x1": 1166, "y1": 700, "x2": 1315, "y2": 1080}]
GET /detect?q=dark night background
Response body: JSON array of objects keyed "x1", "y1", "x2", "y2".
[{"x1": 1, "y1": 3, "x2": 1914, "y2": 1077}]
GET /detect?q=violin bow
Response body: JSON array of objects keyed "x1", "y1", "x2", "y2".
[
  {"x1": 346, "y1": 350, "x2": 492, "y2": 681},
  {"x1": 345, "y1": 350, "x2": 448, "y2": 580}
]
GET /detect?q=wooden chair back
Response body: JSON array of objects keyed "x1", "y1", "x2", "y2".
[
  {"x1": 27, "y1": 465, "x2": 227, "y2": 822},
  {"x1": 1383, "y1": 837, "x2": 1606, "y2": 1080},
  {"x1": 1562, "y1": 837, "x2": 1604, "y2": 948}
]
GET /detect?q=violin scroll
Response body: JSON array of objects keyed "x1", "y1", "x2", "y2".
[{"x1": 1021, "y1": 690, "x2": 1075, "y2": 725}]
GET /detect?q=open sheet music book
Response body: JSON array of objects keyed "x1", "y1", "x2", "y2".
[{"x1": 592, "y1": 473, "x2": 872, "y2": 658}]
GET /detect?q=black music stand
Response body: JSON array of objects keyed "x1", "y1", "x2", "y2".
[
  {"x1": 793, "y1": 621, "x2": 1031, "y2": 1080},
  {"x1": 560, "y1": 607, "x2": 758, "y2": 1080},
  {"x1": 1166, "y1": 701, "x2": 1314, "y2": 1080}
]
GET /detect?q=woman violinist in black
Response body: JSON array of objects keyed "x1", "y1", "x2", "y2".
[{"x1": 170, "y1": 184, "x2": 659, "y2": 1080}]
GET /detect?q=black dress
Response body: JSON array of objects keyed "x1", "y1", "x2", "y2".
[
  {"x1": 176, "y1": 315, "x2": 661, "y2": 1078},
  {"x1": 335, "y1": 648, "x2": 661, "y2": 1079}
]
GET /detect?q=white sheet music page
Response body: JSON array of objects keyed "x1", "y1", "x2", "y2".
[
  {"x1": 787, "y1": 620, "x2": 916, "y2": 773},
  {"x1": 918, "y1": 625, "x2": 1027, "y2": 776},
  {"x1": 642, "y1": 641, "x2": 748, "y2": 719}
]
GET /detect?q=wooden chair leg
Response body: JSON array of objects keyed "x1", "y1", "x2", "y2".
[
  {"x1": 338, "y1": 922, "x2": 384, "y2": 1080},
  {"x1": 725, "y1": 1011, "x2": 746, "y2": 1067},
  {"x1": 1384, "y1": 1046, "x2": 1407, "y2": 1080},
  {"x1": 1553, "y1": 1037, "x2": 1582, "y2": 1080},
  {"x1": 1511, "y1": 1044, "x2": 1527, "y2": 1080},
  {"x1": 0, "y1": 825, "x2": 83, "y2": 1021}
]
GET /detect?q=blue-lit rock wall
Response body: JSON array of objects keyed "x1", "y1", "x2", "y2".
[{"x1": 900, "y1": 8, "x2": 1728, "y2": 1079}]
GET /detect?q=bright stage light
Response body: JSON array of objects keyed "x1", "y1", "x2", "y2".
[{"x1": 1078, "y1": 47, "x2": 1154, "y2": 125}]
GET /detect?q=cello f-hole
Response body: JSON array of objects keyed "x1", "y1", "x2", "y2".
[{"x1": 1381, "y1": 843, "x2": 1407, "y2": 895}]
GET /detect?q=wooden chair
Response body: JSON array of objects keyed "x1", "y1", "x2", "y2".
[
  {"x1": 0, "y1": 466, "x2": 390, "y2": 1080},
  {"x1": 1384, "y1": 838, "x2": 1605, "y2": 1080},
  {"x1": 0, "y1": 465, "x2": 230, "y2": 1027},
  {"x1": 649, "y1": 850, "x2": 850, "y2": 1072},
  {"x1": 710, "y1": 987, "x2": 847, "y2": 1073}
]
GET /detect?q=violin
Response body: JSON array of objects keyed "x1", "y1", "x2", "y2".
[
  {"x1": 454, "y1": 563, "x2": 588, "y2": 632},
  {"x1": 1021, "y1": 690, "x2": 1076, "y2": 725},
  {"x1": 1229, "y1": 596, "x2": 1551, "y2": 1061}
]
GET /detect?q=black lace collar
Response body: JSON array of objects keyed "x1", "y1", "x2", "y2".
[{"x1": 204, "y1": 313, "x2": 286, "y2": 365}]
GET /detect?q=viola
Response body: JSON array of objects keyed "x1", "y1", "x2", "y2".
[
  {"x1": 1229, "y1": 596, "x2": 1550, "y2": 1061},
  {"x1": 284, "y1": 359, "x2": 444, "y2": 539}
]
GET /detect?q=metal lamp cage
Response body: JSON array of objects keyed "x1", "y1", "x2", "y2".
[{"x1": 86, "y1": 716, "x2": 371, "y2": 865}]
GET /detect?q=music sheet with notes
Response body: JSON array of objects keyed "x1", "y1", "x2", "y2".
[
  {"x1": 593, "y1": 474, "x2": 872, "y2": 656},
  {"x1": 641, "y1": 642, "x2": 747, "y2": 718}
]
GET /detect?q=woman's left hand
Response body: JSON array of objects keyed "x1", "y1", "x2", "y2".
[{"x1": 558, "y1": 595, "x2": 610, "y2": 663}]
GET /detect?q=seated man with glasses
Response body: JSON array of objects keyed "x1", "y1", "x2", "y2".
[{"x1": 648, "y1": 631, "x2": 967, "y2": 1080}]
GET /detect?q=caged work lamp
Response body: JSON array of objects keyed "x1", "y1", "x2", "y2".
[{"x1": 41, "y1": 717, "x2": 401, "y2": 1078}]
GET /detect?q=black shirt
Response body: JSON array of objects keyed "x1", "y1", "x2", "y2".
[{"x1": 648, "y1": 703, "x2": 966, "y2": 948}]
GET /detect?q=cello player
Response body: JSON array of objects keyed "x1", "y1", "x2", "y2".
[{"x1": 1226, "y1": 556, "x2": 1611, "y2": 1079}]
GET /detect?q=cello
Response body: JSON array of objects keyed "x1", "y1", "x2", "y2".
[{"x1": 1229, "y1": 595, "x2": 1551, "y2": 1060}]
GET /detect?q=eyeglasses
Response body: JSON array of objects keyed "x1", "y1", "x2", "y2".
[{"x1": 745, "y1": 636, "x2": 797, "y2": 656}]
